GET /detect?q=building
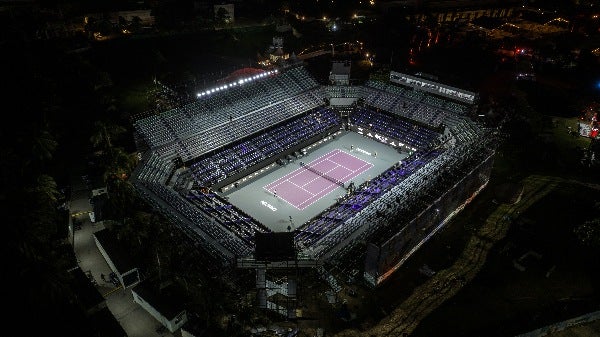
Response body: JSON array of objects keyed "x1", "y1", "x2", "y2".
[
  {"x1": 131, "y1": 65, "x2": 495, "y2": 314},
  {"x1": 329, "y1": 61, "x2": 351, "y2": 85},
  {"x1": 132, "y1": 282, "x2": 189, "y2": 333},
  {"x1": 93, "y1": 228, "x2": 141, "y2": 289}
]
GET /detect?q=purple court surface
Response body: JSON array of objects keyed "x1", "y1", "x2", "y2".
[{"x1": 264, "y1": 149, "x2": 373, "y2": 210}]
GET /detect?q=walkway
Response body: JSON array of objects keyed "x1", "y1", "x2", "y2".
[{"x1": 69, "y1": 175, "x2": 177, "y2": 337}]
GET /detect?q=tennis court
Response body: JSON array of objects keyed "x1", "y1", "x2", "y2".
[{"x1": 264, "y1": 149, "x2": 373, "y2": 210}]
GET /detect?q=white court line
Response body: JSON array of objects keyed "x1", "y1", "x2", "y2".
[
  {"x1": 297, "y1": 183, "x2": 339, "y2": 209},
  {"x1": 267, "y1": 168, "x2": 321, "y2": 191},
  {"x1": 261, "y1": 184, "x2": 309, "y2": 211},
  {"x1": 263, "y1": 149, "x2": 374, "y2": 210},
  {"x1": 327, "y1": 150, "x2": 373, "y2": 173},
  {"x1": 264, "y1": 153, "x2": 343, "y2": 209},
  {"x1": 288, "y1": 179, "x2": 317, "y2": 196},
  {"x1": 323, "y1": 154, "x2": 373, "y2": 181},
  {"x1": 336, "y1": 161, "x2": 374, "y2": 184},
  {"x1": 264, "y1": 149, "x2": 343, "y2": 190},
  {"x1": 297, "y1": 157, "x2": 374, "y2": 209}
]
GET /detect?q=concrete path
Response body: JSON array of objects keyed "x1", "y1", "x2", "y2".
[{"x1": 69, "y1": 175, "x2": 177, "y2": 337}]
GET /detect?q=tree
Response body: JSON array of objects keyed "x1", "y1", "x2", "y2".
[
  {"x1": 131, "y1": 16, "x2": 142, "y2": 32},
  {"x1": 216, "y1": 7, "x2": 231, "y2": 23},
  {"x1": 574, "y1": 218, "x2": 600, "y2": 248},
  {"x1": 31, "y1": 174, "x2": 61, "y2": 206},
  {"x1": 32, "y1": 126, "x2": 58, "y2": 163},
  {"x1": 90, "y1": 120, "x2": 126, "y2": 151}
]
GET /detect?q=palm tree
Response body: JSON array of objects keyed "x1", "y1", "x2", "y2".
[
  {"x1": 90, "y1": 120, "x2": 126, "y2": 151},
  {"x1": 32, "y1": 125, "x2": 58, "y2": 163},
  {"x1": 19, "y1": 174, "x2": 63, "y2": 243},
  {"x1": 31, "y1": 174, "x2": 61, "y2": 206}
]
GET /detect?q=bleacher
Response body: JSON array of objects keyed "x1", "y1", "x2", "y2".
[
  {"x1": 131, "y1": 65, "x2": 493, "y2": 267},
  {"x1": 362, "y1": 80, "x2": 471, "y2": 128},
  {"x1": 295, "y1": 149, "x2": 442, "y2": 248},
  {"x1": 190, "y1": 107, "x2": 341, "y2": 187},
  {"x1": 325, "y1": 85, "x2": 362, "y2": 98},
  {"x1": 350, "y1": 106, "x2": 440, "y2": 149},
  {"x1": 133, "y1": 66, "x2": 325, "y2": 155},
  {"x1": 185, "y1": 189, "x2": 270, "y2": 246}
]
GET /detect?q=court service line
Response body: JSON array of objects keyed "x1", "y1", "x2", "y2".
[
  {"x1": 288, "y1": 179, "x2": 317, "y2": 196},
  {"x1": 335, "y1": 162, "x2": 374, "y2": 185},
  {"x1": 265, "y1": 151, "x2": 340, "y2": 190},
  {"x1": 297, "y1": 183, "x2": 339, "y2": 209},
  {"x1": 261, "y1": 185, "x2": 307, "y2": 211},
  {"x1": 296, "y1": 161, "x2": 373, "y2": 209},
  {"x1": 263, "y1": 149, "x2": 373, "y2": 209},
  {"x1": 265, "y1": 149, "x2": 345, "y2": 191},
  {"x1": 325, "y1": 151, "x2": 372, "y2": 174}
]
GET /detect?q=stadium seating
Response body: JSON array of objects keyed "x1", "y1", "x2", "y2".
[
  {"x1": 185, "y1": 189, "x2": 270, "y2": 245},
  {"x1": 350, "y1": 107, "x2": 440, "y2": 149},
  {"x1": 295, "y1": 149, "x2": 442, "y2": 248},
  {"x1": 190, "y1": 107, "x2": 341, "y2": 187},
  {"x1": 131, "y1": 65, "x2": 493, "y2": 270},
  {"x1": 133, "y1": 66, "x2": 324, "y2": 154}
]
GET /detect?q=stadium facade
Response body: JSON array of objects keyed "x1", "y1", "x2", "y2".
[{"x1": 131, "y1": 64, "x2": 496, "y2": 294}]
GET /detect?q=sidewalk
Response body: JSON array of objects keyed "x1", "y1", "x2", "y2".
[{"x1": 70, "y1": 176, "x2": 176, "y2": 337}]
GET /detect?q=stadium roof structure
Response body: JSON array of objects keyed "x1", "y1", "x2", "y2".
[
  {"x1": 218, "y1": 67, "x2": 266, "y2": 84},
  {"x1": 130, "y1": 64, "x2": 496, "y2": 285}
]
